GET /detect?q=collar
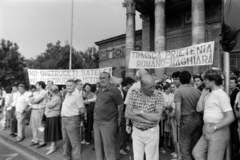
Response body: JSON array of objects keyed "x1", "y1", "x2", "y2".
[
  {"x1": 101, "y1": 84, "x2": 113, "y2": 92},
  {"x1": 68, "y1": 90, "x2": 77, "y2": 96}
]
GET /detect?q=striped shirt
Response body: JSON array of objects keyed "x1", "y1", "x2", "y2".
[{"x1": 128, "y1": 88, "x2": 164, "y2": 130}]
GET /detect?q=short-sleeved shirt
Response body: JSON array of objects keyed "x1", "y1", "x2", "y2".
[
  {"x1": 61, "y1": 90, "x2": 85, "y2": 117},
  {"x1": 16, "y1": 92, "x2": 30, "y2": 113},
  {"x1": 94, "y1": 84, "x2": 123, "y2": 122},
  {"x1": 174, "y1": 84, "x2": 201, "y2": 116},
  {"x1": 128, "y1": 88, "x2": 164, "y2": 130},
  {"x1": 124, "y1": 82, "x2": 141, "y2": 105},
  {"x1": 204, "y1": 89, "x2": 232, "y2": 124},
  {"x1": 11, "y1": 91, "x2": 20, "y2": 107}
]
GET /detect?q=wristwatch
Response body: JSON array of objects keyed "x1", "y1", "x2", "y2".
[{"x1": 213, "y1": 126, "x2": 218, "y2": 131}]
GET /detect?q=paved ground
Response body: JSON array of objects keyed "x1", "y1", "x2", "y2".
[
  {"x1": 0, "y1": 124, "x2": 172, "y2": 160},
  {"x1": 0, "y1": 142, "x2": 27, "y2": 160}
]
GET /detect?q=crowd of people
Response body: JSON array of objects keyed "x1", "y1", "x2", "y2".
[{"x1": 0, "y1": 68, "x2": 239, "y2": 160}]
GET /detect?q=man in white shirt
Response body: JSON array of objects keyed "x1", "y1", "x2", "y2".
[
  {"x1": 61, "y1": 79, "x2": 85, "y2": 160},
  {"x1": 193, "y1": 69, "x2": 235, "y2": 160},
  {"x1": 9, "y1": 83, "x2": 20, "y2": 137},
  {"x1": 15, "y1": 84, "x2": 30, "y2": 142}
]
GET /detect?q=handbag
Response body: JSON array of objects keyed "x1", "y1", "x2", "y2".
[
  {"x1": 38, "y1": 113, "x2": 46, "y2": 132},
  {"x1": 41, "y1": 114, "x2": 46, "y2": 122}
]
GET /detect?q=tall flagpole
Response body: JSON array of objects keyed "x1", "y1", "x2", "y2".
[{"x1": 69, "y1": 0, "x2": 74, "y2": 70}]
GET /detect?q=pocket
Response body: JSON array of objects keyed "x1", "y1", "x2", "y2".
[
  {"x1": 37, "y1": 110, "x2": 44, "y2": 115},
  {"x1": 74, "y1": 117, "x2": 80, "y2": 125},
  {"x1": 206, "y1": 126, "x2": 229, "y2": 141}
]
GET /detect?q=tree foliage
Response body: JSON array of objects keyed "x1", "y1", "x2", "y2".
[
  {"x1": 26, "y1": 41, "x2": 99, "y2": 70},
  {"x1": 0, "y1": 39, "x2": 27, "y2": 87}
]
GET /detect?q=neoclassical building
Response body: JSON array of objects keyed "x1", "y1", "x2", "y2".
[{"x1": 95, "y1": 0, "x2": 240, "y2": 78}]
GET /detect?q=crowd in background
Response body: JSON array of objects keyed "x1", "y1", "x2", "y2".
[{"x1": 0, "y1": 68, "x2": 239, "y2": 160}]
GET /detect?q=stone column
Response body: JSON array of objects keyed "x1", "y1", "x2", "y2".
[
  {"x1": 154, "y1": 0, "x2": 166, "y2": 78},
  {"x1": 140, "y1": 14, "x2": 154, "y2": 51},
  {"x1": 140, "y1": 13, "x2": 155, "y2": 74},
  {"x1": 192, "y1": 0, "x2": 205, "y2": 74},
  {"x1": 123, "y1": 0, "x2": 136, "y2": 78}
]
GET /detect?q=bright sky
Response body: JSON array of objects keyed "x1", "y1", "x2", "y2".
[{"x1": 0, "y1": 0, "x2": 142, "y2": 59}]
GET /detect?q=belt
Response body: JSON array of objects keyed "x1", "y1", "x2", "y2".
[
  {"x1": 62, "y1": 115, "x2": 80, "y2": 118},
  {"x1": 181, "y1": 112, "x2": 201, "y2": 117},
  {"x1": 135, "y1": 126, "x2": 155, "y2": 131},
  {"x1": 32, "y1": 108, "x2": 44, "y2": 110}
]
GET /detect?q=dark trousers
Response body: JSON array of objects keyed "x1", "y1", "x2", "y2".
[
  {"x1": 119, "y1": 117, "x2": 129, "y2": 149},
  {"x1": 94, "y1": 120, "x2": 117, "y2": 160},
  {"x1": 180, "y1": 113, "x2": 203, "y2": 160},
  {"x1": 62, "y1": 116, "x2": 82, "y2": 160},
  {"x1": 231, "y1": 121, "x2": 240, "y2": 156},
  {"x1": 85, "y1": 112, "x2": 93, "y2": 142},
  {"x1": 10, "y1": 107, "x2": 17, "y2": 134},
  {"x1": 115, "y1": 117, "x2": 131, "y2": 159}
]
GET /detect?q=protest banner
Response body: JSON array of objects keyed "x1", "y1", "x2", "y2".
[
  {"x1": 129, "y1": 41, "x2": 215, "y2": 68},
  {"x1": 27, "y1": 67, "x2": 112, "y2": 85}
]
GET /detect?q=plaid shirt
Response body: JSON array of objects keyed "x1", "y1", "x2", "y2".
[
  {"x1": 128, "y1": 88, "x2": 164, "y2": 130},
  {"x1": 31, "y1": 90, "x2": 48, "y2": 109}
]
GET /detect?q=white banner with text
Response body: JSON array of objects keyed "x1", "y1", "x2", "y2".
[
  {"x1": 27, "y1": 67, "x2": 112, "y2": 85},
  {"x1": 129, "y1": 41, "x2": 215, "y2": 68}
]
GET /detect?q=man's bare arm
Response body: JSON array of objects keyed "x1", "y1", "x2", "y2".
[
  {"x1": 134, "y1": 108, "x2": 163, "y2": 122},
  {"x1": 175, "y1": 102, "x2": 181, "y2": 124},
  {"x1": 125, "y1": 104, "x2": 153, "y2": 123}
]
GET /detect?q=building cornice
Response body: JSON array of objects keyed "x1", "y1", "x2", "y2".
[{"x1": 95, "y1": 30, "x2": 142, "y2": 46}]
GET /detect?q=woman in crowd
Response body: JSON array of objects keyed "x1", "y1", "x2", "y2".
[
  {"x1": 0, "y1": 88, "x2": 5, "y2": 130},
  {"x1": 171, "y1": 83, "x2": 176, "y2": 94},
  {"x1": 156, "y1": 82, "x2": 163, "y2": 93},
  {"x1": 82, "y1": 83, "x2": 96, "y2": 145},
  {"x1": 162, "y1": 83, "x2": 174, "y2": 152},
  {"x1": 169, "y1": 83, "x2": 179, "y2": 160},
  {"x1": 44, "y1": 85, "x2": 62, "y2": 155}
]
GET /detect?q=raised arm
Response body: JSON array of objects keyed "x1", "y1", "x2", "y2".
[
  {"x1": 47, "y1": 97, "x2": 61, "y2": 109},
  {"x1": 32, "y1": 91, "x2": 47, "y2": 104},
  {"x1": 196, "y1": 89, "x2": 209, "y2": 112}
]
